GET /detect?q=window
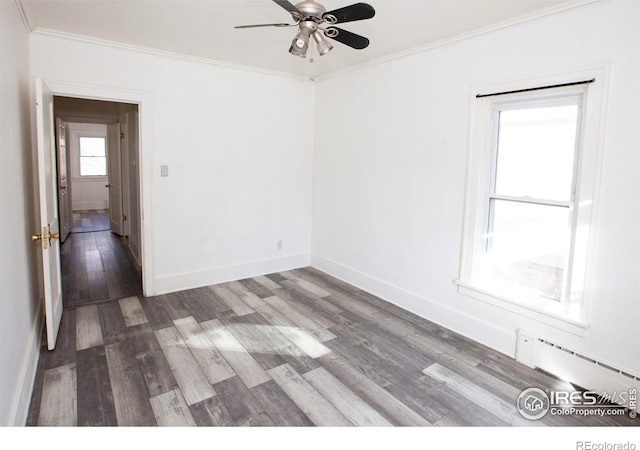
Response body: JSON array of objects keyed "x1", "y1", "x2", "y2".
[
  {"x1": 79, "y1": 137, "x2": 107, "y2": 176},
  {"x1": 483, "y1": 98, "x2": 581, "y2": 302},
  {"x1": 458, "y1": 69, "x2": 607, "y2": 331}
]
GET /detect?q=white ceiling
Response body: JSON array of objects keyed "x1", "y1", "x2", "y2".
[{"x1": 20, "y1": 0, "x2": 575, "y2": 79}]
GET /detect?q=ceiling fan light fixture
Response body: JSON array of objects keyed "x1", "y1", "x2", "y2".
[
  {"x1": 237, "y1": 1, "x2": 375, "y2": 57},
  {"x1": 312, "y1": 30, "x2": 333, "y2": 55},
  {"x1": 289, "y1": 28, "x2": 310, "y2": 57}
]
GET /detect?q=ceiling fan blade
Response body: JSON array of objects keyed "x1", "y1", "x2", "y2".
[
  {"x1": 273, "y1": 0, "x2": 303, "y2": 19},
  {"x1": 323, "y1": 3, "x2": 375, "y2": 24},
  {"x1": 324, "y1": 26, "x2": 370, "y2": 50},
  {"x1": 235, "y1": 23, "x2": 295, "y2": 29}
]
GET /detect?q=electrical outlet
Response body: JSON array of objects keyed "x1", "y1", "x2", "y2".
[
  {"x1": 277, "y1": 240, "x2": 283, "y2": 250},
  {"x1": 160, "y1": 165, "x2": 169, "y2": 177}
]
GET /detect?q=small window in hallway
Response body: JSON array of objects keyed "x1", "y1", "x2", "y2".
[{"x1": 79, "y1": 136, "x2": 107, "y2": 176}]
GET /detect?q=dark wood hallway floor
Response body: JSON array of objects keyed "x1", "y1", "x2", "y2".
[
  {"x1": 72, "y1": 209, "x2": 110, "y2": 233},
  {"x1": 61, "y1": 228, "x2": 142, "y2": 309},
  {"x1": 26, "y1": 268, "x2": 637, "y2": 427}
]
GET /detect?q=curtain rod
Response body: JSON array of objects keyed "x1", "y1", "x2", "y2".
[{"x1": 476, "y1": 78, "x2": 595, "y2": 98}]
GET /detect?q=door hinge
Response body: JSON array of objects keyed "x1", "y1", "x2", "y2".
[
  {"x1": 120, "y1": 132, "x2": 125, "y2": 139},
  {"x1": 122, "y1": 215, "x2": 127, "y2": 221}
]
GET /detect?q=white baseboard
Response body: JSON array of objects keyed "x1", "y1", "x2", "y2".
[
  {"x1": 128, "y1": 240, "x2": 141, "y2": 267},
  {"x1": 310, "y1": 253, "x2": 516, "y2": 358},
  {"x1": 154, "y1": 253, "x2": 311, "y2": 295},
  {"x1": 7, "y1": 306, "x2": 43, "y2": 426}
]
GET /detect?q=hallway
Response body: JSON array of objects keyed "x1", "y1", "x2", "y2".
[
  {"x1": 61, "y1": 227, "x2": 142, "y2": 309},
  {"x1": 72, "y1": 209, "x2": 110, "y2": 233}
]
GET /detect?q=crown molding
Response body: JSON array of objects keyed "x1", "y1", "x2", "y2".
[
  {"x1": 314, "y1": 0, "x2": 603, "y2": 82},
  {"x1": 30, "y1": 27, "x2": 314, "y2": 83},
  {"x1": 25, "y1": 0, "x2": 602, "y2": 83},
  {"x1": 15, "y1": 0, "x2": 34, "y2": 32}
]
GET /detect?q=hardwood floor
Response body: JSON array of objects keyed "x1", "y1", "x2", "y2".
[
  {"x1": 61, "y1": 230, "x2": 142, "y2": 308},
  {"x1": 26, "y1": 268, "x2": 637, "y2": 427},
  {"x1": 72, "y1": 209, "x2": 110, "y2": 233}
]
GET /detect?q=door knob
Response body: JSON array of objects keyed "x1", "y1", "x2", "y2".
[
  {"x1": 31, "y1": 225, "x2": 58, "y2": 250},
  {"x1": 32, "y1": 231, "x2": 49, "y2": 249},
  {"x1": 105, "y1": 184, "x2": 110, "y2": 188}
]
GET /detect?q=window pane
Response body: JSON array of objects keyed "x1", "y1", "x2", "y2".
[
  {"x1": 495, "y1": 105, "x2": 578, "y2": 201},
  {"x1": 79, "y1": 137, "x2": 106, "y2": 157},
  {"x1": 79, "y1": 137, "x2": 106, "y2": 176},
  {"x1": 486, "y1": 199, "x2": 570, "y2": 301},
  {"x1": 80, "y1": 156, "x2": 107, "y2": 176}
]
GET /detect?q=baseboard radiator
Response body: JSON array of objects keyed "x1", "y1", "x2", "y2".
[{"x1": 516, "y1": 330, "x2": 640, "y2": 408}]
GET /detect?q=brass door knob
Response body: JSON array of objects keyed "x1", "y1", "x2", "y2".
[{"x1": 31, "y1": 225, "x2": 58, "y2": 249}]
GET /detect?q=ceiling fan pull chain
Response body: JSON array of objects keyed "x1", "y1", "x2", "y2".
[{"x1": 309, "y1": 38, "x2": 315, "y2": 63}]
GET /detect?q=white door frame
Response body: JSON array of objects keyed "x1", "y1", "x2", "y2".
[{"x1": 45, "y1": 80, "x2": 155, "y2": 296}]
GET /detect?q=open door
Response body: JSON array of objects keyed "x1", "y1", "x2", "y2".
[
  {"x1": 107, "y1": 122, "x2": 124, "y2": 236},
  {"x1": 56, "y1": 118, "x2": 70, "y2": 243},
  {"x1": 33, "y1": 78, "x2": 63, "y2": 350}
]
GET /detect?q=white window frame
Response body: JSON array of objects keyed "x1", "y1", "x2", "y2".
[{"x1": 457, "y1": 67, "x2": 609, "y2": 335}]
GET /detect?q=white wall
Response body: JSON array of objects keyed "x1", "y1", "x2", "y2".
[
  {"x1": 29, "y1": 33, "x2": 315, "y2": 294},
  {"x1": 70, "y1": 179, "x2": 109, "y2": 211},
  {"x1": 0, "y1": 3, "x2": 42, "y2": 426},
  {"x1": 313, "y1": 0, "x2": 640, "y2": 374}
]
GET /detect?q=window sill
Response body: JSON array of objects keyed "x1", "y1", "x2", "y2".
[{"x1": 455, "y1": 280, "x2": 589, "y2": 337}]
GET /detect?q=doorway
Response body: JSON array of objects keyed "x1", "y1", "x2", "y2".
[{"x1": 54, "y1": 96, "x2": 143, "y2": 308}]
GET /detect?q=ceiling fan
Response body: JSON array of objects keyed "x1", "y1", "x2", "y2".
[{"x1": 235, "y1": 0, "x2": 375, "y2": 58}]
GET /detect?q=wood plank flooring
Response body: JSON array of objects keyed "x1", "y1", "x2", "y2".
[
  {"x1": 72, "y1": 209, "x2": 110, "y2": 233},
  {"x1": 61, "y1": 229, "x2": 142, "y2": 308},
  {"x1": 27, "y1": 268, "x2": 637, "y2": 427}
]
